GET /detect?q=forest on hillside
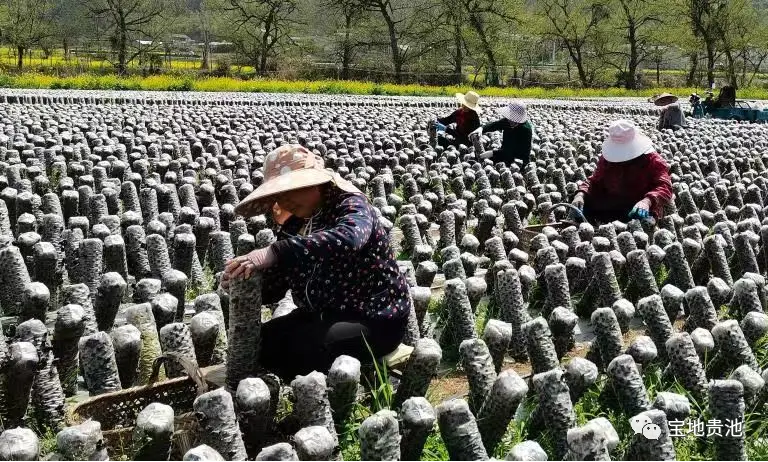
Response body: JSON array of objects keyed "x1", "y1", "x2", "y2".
[{"x1": 1, "y1": 0, "x2": 767, "y2": 89}]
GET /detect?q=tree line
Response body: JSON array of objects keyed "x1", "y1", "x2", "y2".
[{"x1": 0, "y1": 0, "x2": 766, "y2": 89}]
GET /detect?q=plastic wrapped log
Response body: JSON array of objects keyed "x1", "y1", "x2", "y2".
[
  {"x1": 134, "y1": 278, "x2": 162, "y2": 303},
  {"x1": 236, "y1": 378, "x2": 272, "y2": 458},
  {"x1": 653, "y1": 391, "x2": 692, "y2": 421},
  {"x1": 209, "y1": 231, "x2": 234, "y2": 273},
  {"x1": 194, "y1": 294, "x2": 228, "y2": 365},
  {"x1": 566, "y1": 423, "x2": 610, "y2": 461},
  {"x1": 291, "y1": 372, "x2": 337, "y2": 445},
  {"x1": 62, "y1": 283, "x2": 98, "y2": 335},
  {"x1": 32, "y1": 242, "x2": 59, "y2": 309},
  {"x1": 151, "y1": 293, "x2": 177, "y2": 332},
  {"x1": 505, "y1": 441, "x2": 548, "y2": 461},
  {"x1": 173, "y1": 232, "x2": 197, "y2": 278},
  {"x1": 564, "y1": 357, "x2": 598, "y2": 403},
  {"x1": 15, "y1": 320, "x2": 66, "y2": 432},
  {"x1": 94, "y1": 272, "x2": 126, "y2": 331},
  {"x1": 709, "y1": 380, "x2": 746, "y2": 461},
  {"x1": 147, "y1": 234, "x2": 172, "y2": 279},
  {"x1": 729, "y1": 364, "x2": 764, "y2": 406},
  {"x1": 734, "y1": 232, "x2": 759, "y2": 279},
  {"x1": 78, "y1": 238, "x2": 103, "y2": 296},
  {"x1": 415, "y1": 262, "x2": 438, "y2": 288},
  {"x1": 665, "y1": 333, "x2": 707, "y2": 397},
  {"x1": 294, "y1": 426, "x2": 336, "y2": 461},
  {"x1": 56, "y1": 420, "x2": 108, "y2": 461},
  {"x1": 684, "y1": 286, "x2": 719, "y2": 333},
  {"x1": 524, "y1": 317, "x2": 560, "y2": 375},
  {"x1": 438, "y1": 211, "x2": 457, "y2": 250},
  {"x1": 483, "y1": 320, "x2": 511, "y2": 373},
  {"x1": 708, "y1": 277, "x2": 733, "y2": 308},
  {"x1": 0, "y1": 342, "x2": 38, "y2": 428},
  {"x1": 436, "y1": 399, "x2": 489, "y2": 461},
  {"x1": 327, "y1": 355, "x2": 361, "y2": 428},
  {"x1": 606, "y1": 355, "x2": 650, "y2": 416},
  {"x1": 704, "y1": 235, "x2": 733, "y2": 286},
  {"x1": 226, "y1": 273, "x2": 261, "y2": 392},
  {"x1": 79, "y1": 331, "x2": 122, "y2": 396},
  {"x1": 741, "y1": 311, "x2": 768, "y2": 347},
  {"x1": 626, "y1": 250, "x2": 659, "y2": 300},
  {"x1": 126, "y1": 225, "x2": 152, "y2": 279},
  {"x1": 400, "y1": 397, "x2": 435, "y2": 461},
  {"x1": 591, "y1": 253, "x2": 622, "y2": 307},
  {"x1": 132, "y1": 402, "x2": 174, "y2": 461},
  {"x1": 158, "y1": 323, "x2": 198, "y2": 378},
  {"x1": 0, "y1": 246, "x2": 31, "y2": 316},
  {"x1": 193, "y1": 388, "x2": 247, "y2": 461},
  {"x1": 393, "y1": 338, "x2": 442, "y2": 408},
  {"x1": 663, "y1": 242, "x2": 695, "y2": 292},
  {"x1": 549, "y1": 307, "x2": 577, "y2": 360},
  {"x1": 358, "y1": 409, "x2": 401, "y2": 461},
  {"x1": 660, "y1": 284, "x2": 685, "y2": 323},
  {"x1": 190, "y1": 311, "x2": 222, "y2": 367},
  {"x1": 636, "y1": 295, "x2": 674, "y2": 360},
  {"x1": 625, "y1": 409, "x2": 676, "y2": 461},
  {"x1": 254, "y1": 443, "x2": 297, "y2": 461},
  {"x1": 477, "y1": 370, "x2": 528, "y2": 454},
  {"x1": 0, "y1": 319, "x2": 6, "y2": 372},
  {"x1": 730, "y1": 278, "x2": 763, "y2": 319},
  {"x1": 439, "y1": 278, "x2": 477, "y2": 355},
  {"x1": 460, "y1": 338, "x2": 497, "y2": 414},
  {"x1": 495, "y1": 269, "x2": 530, "y2": 361},
  {"x1": 126, "y1": 303, "x2": 165, "y2": 383},
  {"x1": 543, "y1": 264, "x2": 572, "y2": 318},
  {"x1": 53, "y1": 304, "x2": 85, "y2": 396},
  {"x1": 410, "y1": 287, "x2": 432, "y2": 334},
  {"x1": 103, "y1": 234, "x2": 128, "y2": 280},
  {"x1": 111, "y1": 324, "x2": 142, "y2": 388},
  {"x1": 710, "y1": 320, "x2": 760, "y2": 375},
  {"x1": 0, "y1": 427, "x2": 40, "y2": 461},
  {"x1": 442, "y1": 258, "x2": 466, "y2": 281},
  {"x1": 162, "y1": 270, "x2": 187, "y2": 321},
  {"x1": 532, "y1": 368, "x2": 575, "y2": 460},
  {"x1": 21, "y1": 282, "x2": 49, "y2": 322},
  {"x1": 399, "y1": 215, "x2": 422, "y2": 253}
]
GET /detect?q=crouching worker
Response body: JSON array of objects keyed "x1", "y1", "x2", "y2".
[
  {"x1": 430, "y1": 91, "x2": 481, "y2": 148},
  {"x1": 222, "y1": 144, "x2": 411, "y2": 381},
  {"x1": 471, "y1": 101, "x2": 533, "y2": 168},
  {"x1": 655, "y1": 93, "x2": 687, "y2": 130},
  {"x1": 571, "y1": 120, "x2": 673, "y2": 224}
]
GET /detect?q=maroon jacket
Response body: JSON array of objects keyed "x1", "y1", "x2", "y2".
[{"x1": 578, "y1": 151, "x2": 673, "y2": 223}]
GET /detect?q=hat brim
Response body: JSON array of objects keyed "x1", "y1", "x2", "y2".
[
  {"x1": 455, "y1": 93, "x2": 480, "y2": 112},
  {"x1": 601, "y1": 133, "x2": 654, "y2": 163},
  {"x1": 234, "y1": 169, "x2": 360, "y2": 218},
  {"x1": 499, "y1": 106, "x2": 527, "y2": 123},
  {"x1": 654, "y1": 94, "x2": 678, "y2": 106}
]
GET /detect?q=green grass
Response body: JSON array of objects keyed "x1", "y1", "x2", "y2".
[
  {"x1": 185, "y1": 264, "x2": 216, "y2": 301},
  {"x1": 5, "y1": 72, "x2": 768, "y2": 99}
]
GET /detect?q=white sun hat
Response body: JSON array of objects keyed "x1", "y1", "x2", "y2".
[
  {"x1": 499, "y1": 101, "x2": 528, "y2": 123},
  {"x1": 601, "y1": 119, "x2": 655, "y2": 163},
  {"x1": 455, "y1": 91, "x2": 481, "y2": 112}
]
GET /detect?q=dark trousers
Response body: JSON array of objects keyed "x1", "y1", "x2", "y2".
[
  {"x1": 492, "y1": 149, "x2": 530, "y2": 167},
  {"x1": 259, "y1": 309, "x2": 406, "y2": 381}
]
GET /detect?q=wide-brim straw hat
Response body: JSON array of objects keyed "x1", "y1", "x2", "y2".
[
  {"x1": 653, "y1": 93, "x2": 679, "y2": 106},
  {"x1": 499, "y1": 102, "x2": 528, "y2": 123},
  {"x1": 455, "y1": 91, "x2": 480, "y2": 112},
  {"x1": 234, "y1": 144, "x2": 361, "y2": 218},
  {"x1": 601, "y1": 119, "x2": 655, "y2": 163}
]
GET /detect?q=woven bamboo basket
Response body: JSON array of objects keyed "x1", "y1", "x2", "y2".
[
  {"x1": 519, "y1": 202, "x2": 585, "y2": 252},
  {"x1": 68, "y1": 354, "x2": 216, "y2": 459}
]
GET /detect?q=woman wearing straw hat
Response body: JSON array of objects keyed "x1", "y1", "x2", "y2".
[
  {"x1": 654, "y1": 93, "x2": 687, "y2": 130},
  {"x1": 571, "y1": 119, "x2": 673, "y2": 224},
  {"x1": 471, "y1": 101, "x2": 533, "y2": 167},
  {"x1": 431, "y1": 91, "x2": 482, "y2": 148},
  {"x1": 222, "y1": 144, "x2": 411, "y2": 380}
]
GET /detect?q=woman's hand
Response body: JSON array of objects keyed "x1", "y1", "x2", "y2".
[
  {"x1": 222, "y1": 247, "x2": 277, "y2": 287},
  {"x1": 571, "y1": 192, "x2": 585, "y2": 210},
  {"x1": 629, "y1": 198, "x2": 652, "y2": 219}
]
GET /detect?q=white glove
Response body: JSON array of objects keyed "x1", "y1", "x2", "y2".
[
  {"x1": 470, "y1": 127, "x2": 483, "y2": 137},
  {"x1": 479, "y1": 150, "x2": 494, "y2": 160}
]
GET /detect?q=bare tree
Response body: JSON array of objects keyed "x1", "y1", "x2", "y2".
[
  {"x1": 537, "y1": 0, "x2": 608, "y2": 87},
  {"x1": 0, "y1": 0, "x2": 55, "y2": 69},
  {"x1": 86, "y1": 0, "x2": 183, "y2": 75},
  {"x1": 216, "y1": 0, "x2": 299, "y2": 75},
  {"x1": 459, "y1": 0, "x2": 519, "y2": 86},
  {"x1": 325, "y1": 0, "x2": 366, "y2": 79}
]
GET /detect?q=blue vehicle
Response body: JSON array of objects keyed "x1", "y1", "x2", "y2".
[{"x1": 692, "y1": 86, "x2": 768, "y2": 122}]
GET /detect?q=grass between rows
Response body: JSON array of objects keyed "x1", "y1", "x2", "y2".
[{"x1": 3, "y1": 72, "x2": 768, "y2": 99}]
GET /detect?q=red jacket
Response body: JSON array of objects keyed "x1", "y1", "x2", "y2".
[{"x1": 578, "y1": 151, "x2": 673, "y2": 222}]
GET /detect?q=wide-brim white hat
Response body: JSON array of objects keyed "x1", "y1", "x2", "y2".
[
  {"x1": 455, "y1": 91, "x2": 480, "y2": 112},
  {"x1": 499, "y1": 102, "x2": 528, "y2": 123},
  {"x1": 601, "y1": 119, "x2": 655, "y2": 163}
]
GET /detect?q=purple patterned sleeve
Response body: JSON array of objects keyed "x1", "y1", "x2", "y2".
[{"x1": 271, "y1": 194, "x2": 374, "y2": 263}]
